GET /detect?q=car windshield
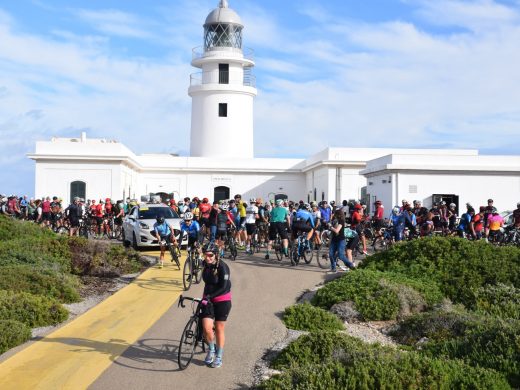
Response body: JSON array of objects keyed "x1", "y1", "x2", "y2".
[{"x1": 139, "y1": 206, "x2": 179, "y2": 219}]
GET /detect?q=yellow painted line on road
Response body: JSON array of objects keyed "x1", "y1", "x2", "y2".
[{"x1": 0, "y1": 251, "x2": 185, "y2": 390}]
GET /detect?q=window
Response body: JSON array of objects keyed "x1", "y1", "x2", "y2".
[
  {"x1": 70, "y1": 181, "x2": 86, "y2": 203},
  {"x1": 219, "y1": 64, "x2": 229, "y2": 84},
  {"x1": 219, "y1": 103, "x2": 228, "y2": 117}
]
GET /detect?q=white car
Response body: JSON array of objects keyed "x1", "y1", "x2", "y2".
[{"x1": 122, "y1": 203, "x2": 187, "y2": 249}]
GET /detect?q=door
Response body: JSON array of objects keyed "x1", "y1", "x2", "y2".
[
  {"x1": 214, "y1": 186, "x2": 230, "y2": 203},
  {"x1": 70, "y1": 181, "x2": 86, "y2": 203}
]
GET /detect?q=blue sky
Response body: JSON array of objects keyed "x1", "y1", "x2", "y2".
[{"x1": 1, "y1": 0, "x2": 520, "y2": 196}]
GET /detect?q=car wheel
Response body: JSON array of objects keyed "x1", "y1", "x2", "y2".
[{"x1": 122, "y1": 229, "x2": 130, "y2": 248}]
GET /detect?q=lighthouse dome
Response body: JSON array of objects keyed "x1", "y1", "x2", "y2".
[{"x1": 204, "y1": 1, "x2": 243, "y2": 27}]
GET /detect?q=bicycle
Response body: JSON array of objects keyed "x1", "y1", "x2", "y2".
[
  {"x1": 290, "y1": 230, "x2": 312, "y2": 266},
  {"x1": 225, "y1": 227, "x2": 238, "y2": 260},
  {"x1": 273, "y1": 233, "x2": 284, "y2": 261},
  {"x1": 177, "y1": 295, "x2": 207, "y2": 370},
  {"x1": 165, "y1": 240, "x2": 181, "y2": 270},
  {"x1": 183, "y1": 244, "x2": 203, "y2": 291}
]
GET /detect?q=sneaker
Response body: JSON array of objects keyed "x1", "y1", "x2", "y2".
[
  {"x1": 211, "y1": 356, "x2": 222, "y2": 368},
  {"x1": 265, "y1": 254, "x2": 270, "y2": 260},
  {"x1": 338, "y1": 265, "x2": 348, "y2": 271},
  {"x1": 204, "y1": 350, "x2": 215, "y2": 365},
  {"x1": 362, "y1": 250, "x2": 368, "y2": 255},
  {"x1": 329, "y1": 269, "x2": 337, "y2": 273}
]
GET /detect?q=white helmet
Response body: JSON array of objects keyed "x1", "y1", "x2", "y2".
[
  {"x1": 276, "y1": 199, "x2": 283, "y2": 206},
  {"x1": 249, "y1": 197, "x2": 256, "y2": 203},
  {"x1": 392, "y1": 206, "x2": 400, "y2": 214},
  {"x1": 449, "y1": 203, "x2": 456, "y2": 208},
  {"x1": 183, "y1": 212, "x2": 193, "y2": 221},
  {"x1": 220, "y1": 203, "x2": 229, "y2": 211}
]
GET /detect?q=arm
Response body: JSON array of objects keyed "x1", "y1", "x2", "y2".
[
  {"x1": 206, "y1": 263, "x2": 231, "y2": 299},
  {"x1": 330, "y1": 223, "x2": 343, "y2": 234}
]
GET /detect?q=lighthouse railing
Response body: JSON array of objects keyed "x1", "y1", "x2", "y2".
[{"x1": 192, "y1": 46, "x2": 254, "y2": 62}]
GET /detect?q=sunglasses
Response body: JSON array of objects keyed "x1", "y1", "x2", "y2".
[{"x1": 204, "y1": 253, "x2": 215, "y2": 258}]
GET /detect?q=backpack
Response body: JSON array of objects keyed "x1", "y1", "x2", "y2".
[{"x1": 344, "y1": 227, "x2": 358, "y2": 239}]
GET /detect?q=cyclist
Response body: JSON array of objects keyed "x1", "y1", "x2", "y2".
[
  {"x1": 447, "y1": 203, "x2": 458, "y2": 233},
  {"x1": 215, "y1": 203, "x2": 235, "y2": 257},
  {"x1": 457, "y1": 206, "x2": 474, "y2": 238},
  {"x1": 234, "y1": 194, "x2": 247, "y2": 247},
  {"x1": 266, "y1": 199, "x2": 291, "y2": 259},
  {"x1": 487, "y1": 210, "x2": 504, "y2": 242},
  {"x1": 350, "y1": 204, "x2": 367, "y2": 254},
  {"x1": 469, "y1": 206, "x2": 485, "y2": 240},
  {"x1": 389, "y1": 206, "x2": 406, "y2": 241},
  {"x1": 208, "y1": 201, "x2": 220, "y2": 243},
  {"x1": 245, "y1": 198, "x2": 259, "y2": 254},
  {"x1": 310, "y1": 202, "x2": 322, "y2": 246},
  {"x1": 199, "y1": 197, "x2": 212, "y2": 237},
  {"x1": 65, "y1": 197, "x2": 82, "y2": 237},
  {"x1": 173, "y1": 212, "x2": 201, "y2": 253},
  {"x1": 513, "y1": 203, "x2": 520, "y2": 228},
  {"x1": 153, "y1": 215, "x2": 175, "y2": 268},
  {"x1": 291, "y1": 203, "x2": 315, "y2": 251},
  {"x1": 201, "y1": 243, "x2": 232, "y2": 369},
  {"x1": 372, "y1": 200, "x2": 384, "y2": 232}
]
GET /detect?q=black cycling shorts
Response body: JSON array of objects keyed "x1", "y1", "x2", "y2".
[
  {"x1": 215, "y1": 229, "x2": 227, "y2": 240},
  {"x1": 269, "y1": 222, "x2": 288, "y2": 240},
  {"x1": 345, "y1": 235, "x2": 360, "y2": 250},
  {"x1": 245, "y1": 223, "x2": 257, "y2": 236},
  {"x1": 201, "y1": 301, "x2": 232, "y2": 322}
]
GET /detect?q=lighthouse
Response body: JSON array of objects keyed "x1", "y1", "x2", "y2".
[{"x1": 189, "y1": 0, "x2": 257, "y2": 159}]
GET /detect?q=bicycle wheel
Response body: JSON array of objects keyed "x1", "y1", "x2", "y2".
[
  {"x1": 291, "y1": 245, "x2": 299, "y2": 265},
  {"x1": 372, "y1": 236, "x2": 386, "y2": 252},
  {"x1": 169, "y1": 244, "x2": 181, "y2": 269},
  {"x1": 275, "y1": 239, "x2": 283, "y2": 261},
  {"x1": 229, "y1": 238, "x2": 237, "y2": 260},
  {"x1": 303, "y1": 241, "x2": 313, "y2": 264},
  {"x1": 194, "y1": 257, "x2": 203, "y2": 284},
  {"x1": 182, "y1": 257, "x2": 193, "y2": 291},
  {"x1": 178, "y1": 317, "x2": 198, "y2": 370},
  {"x1": 316, "y1": 246, "x2": 329, "y2": 269}
]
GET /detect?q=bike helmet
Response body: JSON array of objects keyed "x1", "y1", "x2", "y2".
[
  {"x1": 203, "y1": 242, "x2": 218, "y2": 254},
  {"x1": 183, "y1": 212, "x2": 193, "y2": 221},
  {"x1": 441, "y1": 201, "x2": 446, "y2": 205},
  {"x1": 249, "y1": 197, "x2": 256, "y2": 203},
  {"x1": 402, "y1": 199, "x2": 408, "y2": 204},
  {"x1": 202, "y1": 197, "x2": 209, "y2": 203},
  {"x1": 156, "y1": 216, "x2": 165, "y2": 224},
  {"x1": 449, "y1": 203, "x2": 456, "y2": 208},
  {"x1": 276, "y1": 199, "x2": 283, "y2": 206},
  {"x1": 374, "y1": 200, "x2": 382, "y2": 205},
  {"x1": 392, "y1": 206, "x2": 400, "y2": 214},
  {"x1": 413, "y1": 200, "x2": 421, "y2": 205},
  {"x1": 304, "y1": 203, "x2": 311, "y2": 211},
  {"x1": 220, "y1": 203, "x2": 229, "y2": 211}
]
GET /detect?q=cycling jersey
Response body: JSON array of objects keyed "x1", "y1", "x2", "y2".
[
  {"x1": 199, "y1": 203, "x2": 211, "y2": 219},
  {"x1": 350, "y1": 211, "x2": 362, "y2": 228},
  {"x1": 319, "y1": 206, "x2": 331, "y2": 223},
  {"x1": 294, "y1": 209, "x2": 315, "y2": 229},
  {"x1": 270, "y1": 206, "x2": 288, "y2": 223},
  {"x1": 202, "y1": 260, "x2": 231, "y2": 301},
  {"x1": 237, "y1": 202, "x2": 247, "y2": 218},
  {"x1": 374, "y1": 205, "x2": 384, "y2": 220},
  {"x1": 154, "y1": 221, "x2": 172, "y2": 238},
  {"x1": 180, "y1": 220, "x2": 200, "y2": 238},
  {"x1": 245, "y1": 205, "x2": 258, "y2": 224},
  {"x1": 472, "y1": 214, "x2": 483, "y2": 232},
  {"x1": 458, "y1": 213, "x2": 472, "y2": 231},
  {"x1": 488, "y1": 214, "x2": 504, "y2": 231}
]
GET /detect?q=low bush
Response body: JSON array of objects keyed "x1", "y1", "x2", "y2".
[
  {"x1": 311, "y1": 269, "x2": 442, "y2": 321},
  {"x1": 390, "y1": 308, "x2": 520, "y2": 387},
  {"x1": 0, "y1": 290, "x2": 68, "y2": 327},
  {"x1": 0, "y1": 320, "x2": 32, "y2": 355},
  {"x1": 69, "y1": 238, "x2": 143, "y2": 276},
  {"x1": 469, "y1": 283, "x2": 520, "y2": 320},
  {"x1": 282, "y1": 304, "x2": 344, "y2": 332},
  {"x1": 0, "y1": 215, "x2": 54, "y2": 241},
  {"x1": 0, "y1": 265, "x2": 80, "y2": 303},
  {"x1": 260, "y1": 332, "x2": 509, "y2": 389},
  {"x1": 362, "y1": 236, "x2": 520, "y2": 307}
]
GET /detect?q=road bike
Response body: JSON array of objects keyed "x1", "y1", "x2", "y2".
[
  {"x1": 164, "y1": 240, "x2": 181, "y2": 269},
  {"x1": 225, "y1": 227, "x2": 238, "y2": 260},
  {"x1": 290, "y1": 230, "x2": 312, "y2": 266},
  {"x1": 182, "y1": 244, "x2": 203, "y2": 291},
  {"x1": 177, "y1": 295, "x2": 207, "y2": 370}
]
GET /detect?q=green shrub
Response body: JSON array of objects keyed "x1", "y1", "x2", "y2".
[
  {"x1": 362, "y1": 237, "x2": 520, "y2": 306},
  {"x1": 0, "y1": 265, "x2": 80, "y2": 303},
  {"x1": 0, "y1": 215, "x2": 54, "y2": 241},
  {"x1": 282, "y1": 304, "x2": 344, "y2": 332},
  {"x1": 0, "y1": 320, "x2": 32, "y2": 354},
  {"x1": 311, "y1": 269, "x2": 441, "y2": 321},
  {"x1": 0, "y1": 290, "x2": 68, "y2": 327},
  {"x1": 261, "y1": 332, "x2": 510, "y2": 390},
  {"x1": 469, "y1": 283, "x2": 520, "y2": 320},
  {"x1": 69, "y1": 238, "x2": 143, "y2": 276},
  {"x1": 390, "y1": 308, "x2": 520, "y2": 387},
  {"x1": 0, "y1": 236, "x2": 71, "y2": 272}
]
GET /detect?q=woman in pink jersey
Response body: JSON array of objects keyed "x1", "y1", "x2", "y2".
[{"x1": 200, "y1": 243, "x2": 232, "y2": 368}]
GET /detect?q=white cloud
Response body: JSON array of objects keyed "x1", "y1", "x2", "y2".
[{"x1": 74, "y1": 9, "x2": 156, "y2": 39}]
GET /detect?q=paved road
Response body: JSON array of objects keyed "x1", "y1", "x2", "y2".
[{"x1": 91, "y1": 252, "x2": 330, "y2": 390}]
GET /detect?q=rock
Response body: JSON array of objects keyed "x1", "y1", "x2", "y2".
[
  {"x1": 296, "y1": 285, "x2": 323, "y2": 304},
  {"x1": 330, "y1": 301, "x2": 360, "y2": 322}
]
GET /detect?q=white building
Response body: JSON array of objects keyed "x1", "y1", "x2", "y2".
[{"x1": 29, "y1": 1, "x2": 520, "y2": 213}]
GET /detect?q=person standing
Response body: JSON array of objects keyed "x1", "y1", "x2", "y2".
[
  {"x1": 266, "y1": 199, "x2": 290, "y2": 259},
  {"x1": 328, "y1": 209, "x2": 356, "y2": 273},
  {"x1": 65, "y1": 197, "x2": 82, "y2": 237},
  {"x1": 201, "y1": 243, "x2": 232, "y2": 369}
]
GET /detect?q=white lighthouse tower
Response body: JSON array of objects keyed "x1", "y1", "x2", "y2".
[{"x1": 189, "y1": 0, "x2": 257, "y2": 159}]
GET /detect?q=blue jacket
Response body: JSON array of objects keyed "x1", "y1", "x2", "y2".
[{"x1": 294, "y1": 209, "x2": 315, "y2": 229}]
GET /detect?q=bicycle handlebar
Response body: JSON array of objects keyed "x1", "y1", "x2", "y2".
[{"x1": 178, "y1": 295, "x2": 202, "y2": 308}]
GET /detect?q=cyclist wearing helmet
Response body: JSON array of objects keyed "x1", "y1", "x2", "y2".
[
  {"x1": 447, "y1": 203, "x2": 458, "y2": 232},
  {"x1": 201, "y1": 243, "x2": 232, "y2": 368},
  {"x1": 215, "y1": 203, "x2": 235, "y2": 257},
  {"x1": 291, "y1": 203, "x2": 315, "y2": 249},
  {"x1": 373, "y1": 200, "x2": 384, "y2": 231},
  {"x1": 266, "y1": 199, "x2": 291, "y2": 259},
  {"x1": 153, "y1": 215, "x2": 175, "y2": 268},
  {"x1": 390, "y1": 206, "x2": 405, "y2": 241},
  {"x1": 245, "y1": 198, "x2": 259, "y2": 254},
  {"x1": 199, "y1": 197, "x2": 212, "y2": 235},
  {"x1": 173, "y1": 212, "x2": 201, "y2": 252},
  {"x1": 234, "y1": 194, "x2": 247, "y2": 247}
]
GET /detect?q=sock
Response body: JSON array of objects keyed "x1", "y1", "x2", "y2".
[
  {"x1": 209, "y1": 342, "x2": 215, "y2": 352},
  {"x1": 216, "y1": 346, "x2": 223, "y2": 358},
  {"x1": 283, "y1": 247, "x2": 288, "y2": 255}
]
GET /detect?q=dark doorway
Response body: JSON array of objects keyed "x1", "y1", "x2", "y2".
[
  {"x1": 432, "y1": 194, "x2": 459, "y2": 213},
  {"x1": 274, "y1": 193, "x2": 288, "y2": 202},
  {"x1": 70, "y1": 181, "x2": 86, "y2": 203},
  {"x1": 214, "y1": 186, "x2": 230, "y2": 203},
  {"x1": 219, "y1": 64, "x2": 229, "y2": 84}
]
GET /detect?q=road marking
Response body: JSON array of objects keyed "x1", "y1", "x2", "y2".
[{"x1": 0, "y1": 251, "x2": 185, "y2": 390}]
